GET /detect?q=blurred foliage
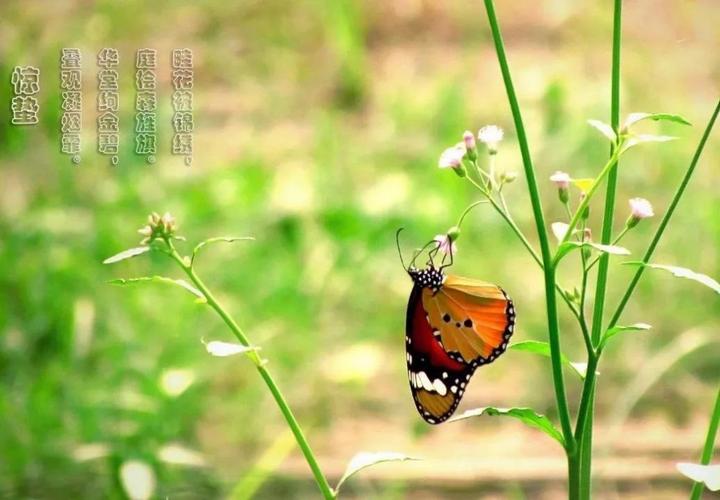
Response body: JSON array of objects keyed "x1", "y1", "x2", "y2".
[{"x1": 0, "y1": 0, "x2": 719, "y2": 498}]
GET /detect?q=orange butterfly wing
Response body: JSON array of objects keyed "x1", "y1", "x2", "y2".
[{"x1": 422, "y1": 275, "x2": 515, "y2": 368}]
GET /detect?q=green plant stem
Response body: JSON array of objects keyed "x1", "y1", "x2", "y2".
[
  {"x1": 483, "y1": 0, "x2": 575, "y2": 457},
  {"x1": 559, "y1": 147, "x2": 622, "y2": 247},
  {"x1": 585, "y1": 226, "x2": 629, "y2": 271},
  {"x1": 578, "y1": 4, "x2": 623, "y2": 498},
  {"x1": 690, "y1": 386, "x2": 720, "y2": 500},
  {"x1": 466, "y1": 176, "x2": 588, "y2": 332},
  {"x1": 609, "y1": 98, "x2": 720, "y2": 328},
  {"x1": 165, "y1": 242, "x2": 335, "y2": 500}
]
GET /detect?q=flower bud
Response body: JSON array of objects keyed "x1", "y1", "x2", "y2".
[
  {"x1": 438, "y1": 145, "x2": 467, "y2": 177},
  {"x1": 138, "y1": 211, "x2": 178, "y2": 244},
  {"x1": 550, "y1": 171, "x2": 571, "y2": 204},
  {"x1": 500, "y1": 171, "x2": 517, "y2": 184},
  {"x1": 433, "y1": 233, "x2": 457, "y2": 256},
  {"x1": 463, "y1": 130, "x2": 477, "y2": 161}
]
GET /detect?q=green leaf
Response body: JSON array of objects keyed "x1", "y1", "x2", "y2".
[
  {"x1": 623, "y1": 112, "x2": 692, "y2": 129},
  {"x1": 191, "y1": 236, "x2": 254, "y2": 263},
  {"x1": 600, "y1": 323, "x2": 652, "y2": 349},
  {"x1": 510, "y1": 340, "x2": 587, "y2": 379},
  {"x1": 587, "y1": 119, "x2": 617, "y2": 142},
  {"x1": 448, "y1": 407, "x2": 564, "y2": 446},
  {"x1": 334, "y1": 452, "x2": 418, "y2": 496},
  {"x1": 108, "y1": 276, "x2": 206, "y2": 302},
  {"x1": 676, "y1": 463, "x2": 720, "y2": 492},
  {"x1": 621, "y1": 134, "x2": 677, "y2": 153},
  {"x1": 555, "y1": 241, "x2": 630, "y2": 264},
  {"x1": 624, "y1": 262, "x2": 720, "y2": 294},
  {"x1": 103, "y1": 246, "x2": 150, "y2": 264}
]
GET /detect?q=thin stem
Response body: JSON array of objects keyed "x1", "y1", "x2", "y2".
[
  {"x1": 609, "y1": 99, "x2": 720, "y2": 328},
  {"x1": 690, "y1": 386, "x2": 720, "y2": 500},
  {"x1": 578, "y1": 221, "x2": 593, "y2": 355},
  {"x1": 165, "y1": 242, "x2": 335, "y2": 500},
  {"x1": 585, "y1": 225, "x2": 630, "y2": 271},
  {"x1": 579, "y1": 3, "x2": 623, "y2": 497},
  {"x1": 483, "y1": 0, "x2": 575, "y2": 454},
  {"x1": 467, "y1": 175, "x2": 587, "y2": 328},
  {"x1": 559, "y1": 147, "x2": 622, "y2": 247}
]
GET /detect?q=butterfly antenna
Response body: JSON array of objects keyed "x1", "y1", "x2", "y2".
[{"x1": 395, "y1": 228, "x2": 408, "y2": 270}]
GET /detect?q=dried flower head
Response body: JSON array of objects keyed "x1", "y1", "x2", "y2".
[
  {"x1": 138, "y1": 211, "x2": 178, "y2": 244},
  {"x1": 434, "y1": 233, "x2": 457, "y2": 257},
  {"x1": 477, "y1": 125, "x2": 504, "y2": 153}
]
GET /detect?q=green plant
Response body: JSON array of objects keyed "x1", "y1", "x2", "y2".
[
  {"x1": 104, "y1": 213, "x2": 416, "y2": 499},
  {"x1": 425, "y1": 1, "x2": 720, "y2": 497}
]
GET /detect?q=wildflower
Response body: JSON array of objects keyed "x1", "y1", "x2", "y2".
[
  {"x1": 138, "y1": 211, "x2": 178, "y2": 244},
  {"x1": 477, "y1": 125, "x2": 504, "y2": 154},
  {"x1": 438, "y1": 144, "x2": 467, "y2": 177},
  {"x1": 627, "y1": 198, "x2": 654, "y2": 228},
  {"x1": 550, "y1": 171, "x2": 571, "y2": 203},
  {"x1": 434, "y1": 233, "x2": 457, "y2": 256}
]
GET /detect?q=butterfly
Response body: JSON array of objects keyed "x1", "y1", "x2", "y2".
[{"x1": 398, "y1": 230, "x2": 516, "y2": 424}]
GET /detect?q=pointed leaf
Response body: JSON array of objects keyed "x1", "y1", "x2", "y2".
[
  {"x1": 510, "y1": 340, "x2": 586, "y2": 379},
  {"x1": 103, "y1": 246, "x2": 150, "y2": 264},
  {"x1": 588, "y1": 243, "x2": 631, "y2": 256},
  {"x1": 556, "y1": 241, "x2": 630, "y2": 265},
  {"x1": 587, "y1": 119, "x2": 617, "y2": 142},
  {"x1": 334, "y1": 452, "x2": 418, "y2": 495},
  {"x1": 621, "y1": 134, "x2": 677, "y2": 153},
  {"x1": 108, "y1": 276, "x2": 206, "y2": 302},
  {"x1": 204, "y1": 340, "x2": 259, "y2": 357},
  {"x1": 601, "y1": 323, "x2": 652, "y2": 349},
  {"x1": 551, "y1": 222, "x2": 570, "y2": 242},
  {"x1": 192, "y1": 236, "x2": 254, "y2": 263},
  {"x1": 448, "y1": 407, "x2": 564, "y2": 446},
  {"x1": 677, "y1": 463, "x2": 720, "y2": 491},
  {"x1": 624, "y1": 262, "x2": 720, "y2": 294},
  {"x1": 623, "y1": 112, "x2": 692, "y2": 129}
]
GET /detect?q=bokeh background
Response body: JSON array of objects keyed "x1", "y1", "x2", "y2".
[{"x1": 1, "y1": 1, "x2": 719, "y2": 498}]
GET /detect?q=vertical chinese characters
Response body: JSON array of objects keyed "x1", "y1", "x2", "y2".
[
  {"x1": 97, "y1": 48, "x2": 120, "y2": 165},
  {"x1": 135, "y1": 49, "x2": 157, "y2": 163},
  {"x1": 60, "y1": 48, "x2": 82, "y2": 163},
  {"x1": 10, "y1": 65, "x2": 40, "y2": 125},
  {"x1": 171, "y1": 48, "x2": 194, "y2": 166}
]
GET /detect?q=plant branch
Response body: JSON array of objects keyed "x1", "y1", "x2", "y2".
[
  {"x1": 165, "y1": 241, "x2": 335, "y2": 500},
  {"x1": 483, "y1": 0, "x2": 575, "y2": 453},
  {"x1": 609, "y1": 98, "x2": 720, "y2": 328}
]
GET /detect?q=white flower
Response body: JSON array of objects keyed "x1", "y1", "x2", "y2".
[
  {"x1": 434, "y1": 234, "x2": 457, "y2": 256},
  {"x1": 550, "y1": 171, "x2": 571, "y2": 189},
  {"x1": 477, "y1": 125, "x2": 504, "y2": 152},
  {"x1": 629, "y1": 198, "x2": 654, "y2": 219},
  {"x1": 438, "y1": 144, "x2": 466, "y2": 169}
]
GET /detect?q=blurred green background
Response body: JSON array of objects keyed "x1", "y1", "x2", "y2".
[{"x1": 1, "y1": 1, "x2": 719, "y2": 498}]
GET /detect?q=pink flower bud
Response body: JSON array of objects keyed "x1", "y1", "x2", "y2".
[{"x1": 463, "y1": 130, "x2": 476, "y2": 150}]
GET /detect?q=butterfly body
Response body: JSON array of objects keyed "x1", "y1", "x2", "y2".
[{"x1": 405, "y1": 264, "x2": 515, "y2": 424}]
